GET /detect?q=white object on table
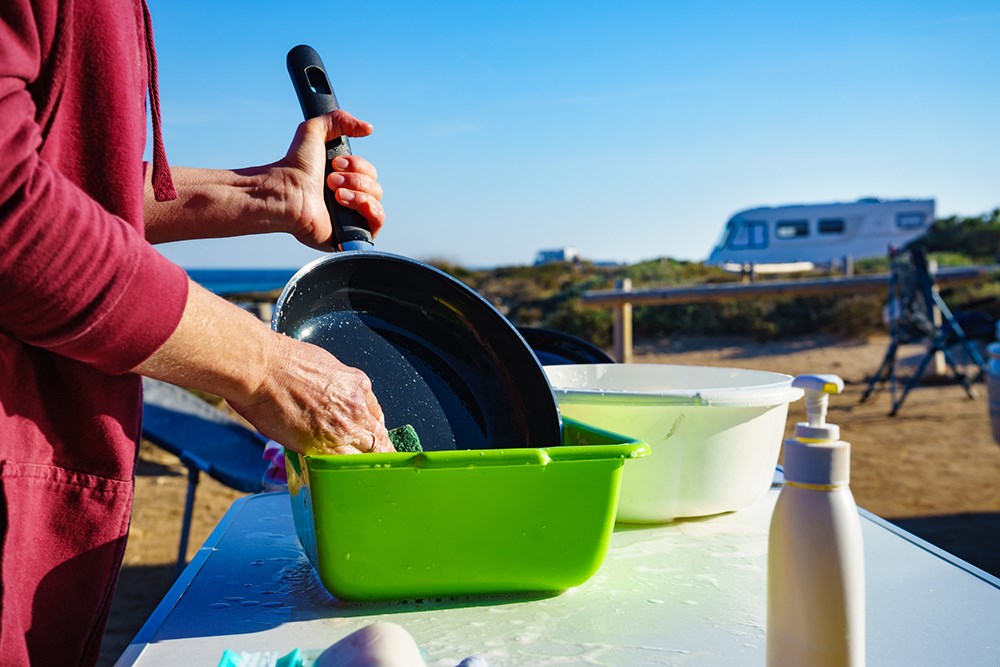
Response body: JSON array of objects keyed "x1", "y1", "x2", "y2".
[{"x1": 769, "y1": 374, "x2": 864, "y2": 666}]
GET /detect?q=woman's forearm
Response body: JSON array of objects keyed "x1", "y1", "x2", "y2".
[
  {"x1": 131, "y1": 279, "x2": 392, "y2": 455},
  {"x1": 143, "y1": 164, "x2": 297, "y2": 244},
  {"x1": 131, "y1": 278, "x2": 271, "y2": 397}
]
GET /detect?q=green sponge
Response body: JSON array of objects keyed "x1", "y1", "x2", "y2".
[{"x1": 387, "y1": 424, "x2": 422, "y2": 453}]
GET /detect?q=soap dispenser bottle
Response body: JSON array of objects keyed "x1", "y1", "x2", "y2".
[{"x1": 767, "y1": 374, "x2": 865, "y2": 667}]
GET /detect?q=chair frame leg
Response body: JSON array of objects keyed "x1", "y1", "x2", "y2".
[
  {"x1": 175, "y1": 465, "x2": 200, "y2": 577},
  {"x1": 862, "y1": 339, "x2": 900, "y2": 403}
]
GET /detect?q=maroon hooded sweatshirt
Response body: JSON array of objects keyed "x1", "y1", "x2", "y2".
[{"x1": 0, "y1": 1, "x2": 189, "y2": 663}]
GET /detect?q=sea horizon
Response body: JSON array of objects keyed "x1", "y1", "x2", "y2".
[
  {"x1": 185, "y1": 268, "x2": 300, "y2": 296},
  {"x1": 184, "y1": 262, "x2": 524, "y2": 295}
]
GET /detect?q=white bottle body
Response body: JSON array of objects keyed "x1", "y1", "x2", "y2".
[{"x1": 767, "y1": 481, "x2": 865, "y2": 667}]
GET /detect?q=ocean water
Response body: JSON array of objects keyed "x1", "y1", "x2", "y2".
[{"x1": 186, "y1": 268, "x2": 299, "y2": 296}]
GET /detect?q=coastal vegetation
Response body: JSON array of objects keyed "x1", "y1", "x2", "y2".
[{"x1": 429, "y1": 209, "x2": 1000, "y2": 347}]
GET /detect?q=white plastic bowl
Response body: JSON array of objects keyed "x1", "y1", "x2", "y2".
[{"x1": 545, "y1": 364, "x2": 803, "y2": 523}]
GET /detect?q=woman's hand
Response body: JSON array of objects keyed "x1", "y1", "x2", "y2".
[
  {"x1": 274, "y1": 109, "x2": 385, "y2": 250},
  {"x1": 228, "y1": 333, "x2": 394, "y2": 456}
]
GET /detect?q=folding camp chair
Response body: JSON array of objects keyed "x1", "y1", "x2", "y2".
[
  {"x1": 140, "y1": 378, "x2": 267, "y2": 574},
  {"x1": 860, "y1": 247, "x2": 986, "y2": 415}
]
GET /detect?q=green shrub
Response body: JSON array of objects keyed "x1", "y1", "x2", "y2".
[{"x1": 543, "y1": 301, "x2": 613, "y2": 348}]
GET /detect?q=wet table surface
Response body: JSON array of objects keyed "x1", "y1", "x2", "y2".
[{"x1": 116, "y1": 486, "x2": 1000, "y2": 666}]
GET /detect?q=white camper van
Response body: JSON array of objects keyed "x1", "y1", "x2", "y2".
[{"x1": 707, "y1": 198, "x2": 935, "y2": 272}]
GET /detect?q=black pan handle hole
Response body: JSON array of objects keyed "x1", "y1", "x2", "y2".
[{"x1": 305, "y1": 66, "x2": 332, "y2": 95}]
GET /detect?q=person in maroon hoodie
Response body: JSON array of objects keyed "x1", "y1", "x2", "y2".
[{"x1": 0, "y1": 2, "x2": 394, "y2": 664}]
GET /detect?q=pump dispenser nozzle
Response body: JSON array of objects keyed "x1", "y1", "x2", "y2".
[
  {"x1": 784, "y1": 373, "x2": 850, "y2": 486},
  {"x1": 791, "y1": 374, "x2": 845, "y2": 441}
]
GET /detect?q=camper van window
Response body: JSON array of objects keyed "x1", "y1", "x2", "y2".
[
  {"x1": 775, "y1": 220, "x2": 809, "y2": 239},
  {"x1": 727, "y1": 220, "x2": 767, "y2": 249},
  {"x1": 818, "y1": 218, "x2": 846, "y2": 234},
  {"x1": 896, "y1": 212, "x2": 926, "y2": 229}
]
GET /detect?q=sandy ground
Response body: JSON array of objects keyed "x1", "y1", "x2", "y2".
[{"x1": 96, "y1": 334, "x2": 1000, "y2": 665}]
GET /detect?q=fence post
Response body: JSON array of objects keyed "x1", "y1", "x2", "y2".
[{"x1": 613, "y1": 278, "x2": 633, "y2": 363}]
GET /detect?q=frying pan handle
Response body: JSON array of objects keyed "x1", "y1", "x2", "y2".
[{"x1": 287, "y1": 44, "x2": 374, "y2": 251}]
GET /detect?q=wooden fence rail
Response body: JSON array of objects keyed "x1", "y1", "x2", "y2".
[{"x1": 582, "y1": 266, "x2": 999, "y2": 362}]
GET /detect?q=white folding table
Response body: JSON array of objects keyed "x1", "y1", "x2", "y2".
[{"x1": 116, "y1": 483, "x2": 1000, "y2": 666}]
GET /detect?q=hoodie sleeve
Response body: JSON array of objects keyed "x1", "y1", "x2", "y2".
[{"x1": 0, "y1": 4, "x2": 189, "y2": 375}]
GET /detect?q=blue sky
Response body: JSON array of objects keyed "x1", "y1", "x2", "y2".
[{"x1": 148, "y1": 1, "x2": 1000, "y2": 269}]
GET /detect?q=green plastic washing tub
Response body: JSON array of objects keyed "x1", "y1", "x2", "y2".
[{"x1": 285, "y1": 417, "x2": 649, "y2": 601}]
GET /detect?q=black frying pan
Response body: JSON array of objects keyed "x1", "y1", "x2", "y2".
[{"x1": 274, "y1": 45, "x2": 561, "y2": 452}]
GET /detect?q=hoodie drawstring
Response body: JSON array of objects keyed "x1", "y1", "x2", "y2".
[{"x1": 141, "y1": 1, "x2": 177, "y2": 202}]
